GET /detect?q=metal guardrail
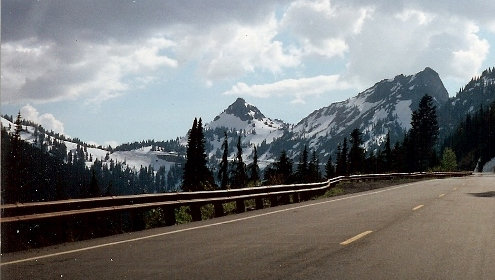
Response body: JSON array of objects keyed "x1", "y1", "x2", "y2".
[{"x1": 0, "y1": 171, "x2": 471, "y2": 224}]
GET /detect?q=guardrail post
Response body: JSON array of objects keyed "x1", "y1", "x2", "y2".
[
  {"x1": 190, "y1": 205, "x2": 202, "y2": 222},
  {"x1": 270, "y1": 195, "x2": 278, "y2": 207},
  {"x1": 163, "y1": 206, "x2": 176, "y2": 226},
  {"x1": 214, "y1": 203, "x2": 224, "y2": 217},
  {"x1": 280, "y1": 194, "x2": 290, "y2": 205},
  {"x1": 235, "y1": 199, "x2": 245, "y2": 213},
  {"x1": 292, "y1": 193, "x2": 300, "y2": 203},
  {"x1": 255, "y1": 198, "x2": 263, "y2": 210},
  {"x1": 300, "y1": 191, "x2": 308, "y2": 202}
]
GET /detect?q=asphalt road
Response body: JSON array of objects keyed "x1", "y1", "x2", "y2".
[{"x1": 2, "y1": 174, "x2": 494, "y2": 279}]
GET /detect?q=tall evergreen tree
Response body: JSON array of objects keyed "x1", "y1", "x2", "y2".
[
  {"x1": 296, "y1": 145, "x2": 309, "y2": 182},
  {"x1": 407, "y1": 94, "x2": 439, "y2": 171},
  {"x1": 264, "y1": 150, "x2": 293, "y2": 185},
  {"x1": 336, "y1": 138, "x2": 348, "y2": 175},
  {"x1": 231, "y1": 136, "x2": 247, "y2": 188},
  {"x1": 382, "y1": 132, "x2": 392, "y2": 171},
  {"x1": 88, "y1": 169, "x2": 100, "y2": 197},
  {"x1": 218, "y1": 132, "x2": 229, "y2": 189},
  {"x1": 308, "y1": 150, "x2": 320, "y2": 182},
  {"x1": 277, "y1": 150, "x2": 293, "y2": 184},
  {"x1": 183, "y1": 118, "x2": 216, "y2": 191},
  {"x1": 248, "y1": 146, "x2": 260, "y2": 186},
  {"x1": 14, "y1": 111, "x2": 22, "y2": 143},
  {"x1": 348, "y1": 128, "x2": 365, "y2": 174},
  {"x1": 325, "y1": 156, "x2": 335, "y2": 179}
]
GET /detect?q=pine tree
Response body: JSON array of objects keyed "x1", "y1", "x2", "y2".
[
  {"x1": 218, "y1": 132, "x2": 229, "y2": 189},
  {"x1": 382, "y1": 132, "x2": 392, "y2": 171},
  {"x1": 183, "y1": 118, "x2": 198, "y2": 191},
  {"x1": 325, "y1": 156, "x2": 335, "y2": 179},
  {"x1": 231, "y1": 136, "x2": 247, "y2": 188},
  {"x1": 348, "y1": 128, "x2": 365, "y2": 174},
  {"x1": 183, "y1": 118, "x2": 216, "y2": 191},
  {"x1": 439, "y1": 148, "x2": 457, "y2": 171},
  {"x1": 408, "y1": 94, "x2": 439, "y2": 171},
  {"x1": 12, "y1": 111, "x2": 24, "y2": 201},
  {"x1": 248, "y1": 146, "x2": 260, "y2": 186},
  {"x1": 88, "y1": 169, "x2": 100, "y2": 197},
  {"x1": 296, "y1": 145, "x2": 309, "y2": 182},
  {"x1": 14, "y1": 111, "x2": 22, "y2": 143},
  {"x1": 264, "y1": 150, "x2": 293, "y2": 185},
  {"x1": 308, "y1": 150, "x2": 320, "y2": 182},
  {"x1": 336, "y1": 138, "x2": 348, "y2": 175}
]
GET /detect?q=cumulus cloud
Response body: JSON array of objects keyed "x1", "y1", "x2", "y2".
[
  {"x1": 281, "y1": 0, "x2": 374, "y2": 58},
  {"x1": 188, "y1": 14, "x2": 301, "y2": 81},
  {"x1": 341, "y1": 8, "x2": 489, "y2": 88},
  {"x1": 20, "y1": 105, "x2": 65, "y2": 134},
  {"x1": 1, "y1": 36, "x2": 178, "y2": 104},
  {"x1": 223, "y1": 75, "x2": 351, "y2": 103},
  {"x1": 1, "y1": 0, "x2": 493, "y2": 106},
  {"x1": 1, "y1": 0, "x2": 299, "y2": 104}
]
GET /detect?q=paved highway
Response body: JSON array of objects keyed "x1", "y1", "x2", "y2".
[{"x1": 2, "y1": 174, "x2": 494, "y2": 279}]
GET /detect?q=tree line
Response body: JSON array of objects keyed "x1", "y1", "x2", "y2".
[
  {"x1": 443, "y1": 101, "x2": 495, "y2": 171},
  {"x1": 1, "y1": 112, "x2": 183, "y2": 204},
  {"x1": 182, "y1": 94, "x2": 466, "y2": 191},
  {"x1": 3, "y1": 94, "x2": 492, "y2": 203},
  {"x1": 181, "y1": 118, "x2": 261, "y2": 191}
]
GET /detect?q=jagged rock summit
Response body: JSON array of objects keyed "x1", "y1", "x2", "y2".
[
  {"x1": 221, "y1": 97, "x2": 266, "y2": 122},
  {"x1": 207, "y1": 97, "x2": 285, "y2": 134}
]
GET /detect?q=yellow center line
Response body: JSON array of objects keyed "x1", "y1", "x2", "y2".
[
  {"x1": 412, "y1": 204, "x2": 424, "y2": 211},
  {"x1": 340, "y1": 230, "x2": 373, "y2": 245},
  {"x1": 438, "y1": 193, "x2": 445, "y2": 198}
]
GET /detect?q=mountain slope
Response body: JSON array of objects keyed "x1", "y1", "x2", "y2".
[
  {"x1": 0, "y1": 117, "x2": 183, "y2": 174},
  {"x1": 202, "y1": 98, "x2": 288, "y2": 168},
  {"x1": 4, "y1": 66, "x2": 494, "y2": 185},
  {"x1": 440, "y1": 67, "x2": 495, "y2": 134},
  {"x1": 270, "y1": 67, "x2": 449, "y2": 160},
  {"x1": 206, "y1": 97, "x2": 287, "y2": 146}
]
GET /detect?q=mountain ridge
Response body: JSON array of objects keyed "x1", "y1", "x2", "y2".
[{"x1": 3, "y1": 66, "x2": 494, "y2": 178}]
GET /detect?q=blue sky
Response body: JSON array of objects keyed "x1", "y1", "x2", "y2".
[{"x1": 2, "y1": 0, "x2": 494, "y2": 147}]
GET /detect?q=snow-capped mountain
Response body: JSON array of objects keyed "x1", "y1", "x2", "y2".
[
  {"x1": 206, "y1": 97, "x2": 286, "y2": 146},
  {"x1": 3, "y1": 67, "x2": 494, "y2": 176},
  {"x1": 202, "y1": 97, "x2": 288, "y2": 168},
  {"x1": 0, "y1": 117, "x2": 182, "y2": 173},
  {"x1": 270, "y1": 67, "x2": 449, "y2": 159}
]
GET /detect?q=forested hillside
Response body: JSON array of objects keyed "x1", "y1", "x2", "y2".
[{"x1": 444, "y1": 101, "x2": 495, "y2": 171}]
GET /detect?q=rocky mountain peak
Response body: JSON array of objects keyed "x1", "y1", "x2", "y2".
[
  {"x1": 410, "y1": 67, "x2": 449, "y2": 104},
  {"x1": 217, "y1": 97, "x2": 266, "y2": 122}
]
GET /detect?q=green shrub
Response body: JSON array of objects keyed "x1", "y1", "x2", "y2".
[{"x1": 144, "y1": 208, "x2": 165, "y2": 229}]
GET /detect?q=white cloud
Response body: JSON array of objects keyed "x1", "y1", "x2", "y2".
[
  {"x1": 281, "y1": 0, "x2": 374, "y2": 58},
  {"x1": 278, "y1": 1, "x2": 490, "y2": 90},
  {"x1": 340, "y1": 8, "x2": 490, "y2": 89},
  {"x1": 172, "y1": 13, "x2": 301, "y2": 81},
  {"x1": 20, "y1": 104, "x2": 65, "y2": 134},
  {"x1": 223, "y1": 75, "x2": 352, "y2": 103},
  {"x1": 1, "y1": 0, "x2": 493, "y2": 107},
  {"x1": 395, "y1": 9, "x2": 435, "y2": 25},
  {"x1": 451, "y1": 23, "x2": 490, "y2": 78},
  {"x1": 1, "y1": 37, "x2": 178, "y2": 105}
]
